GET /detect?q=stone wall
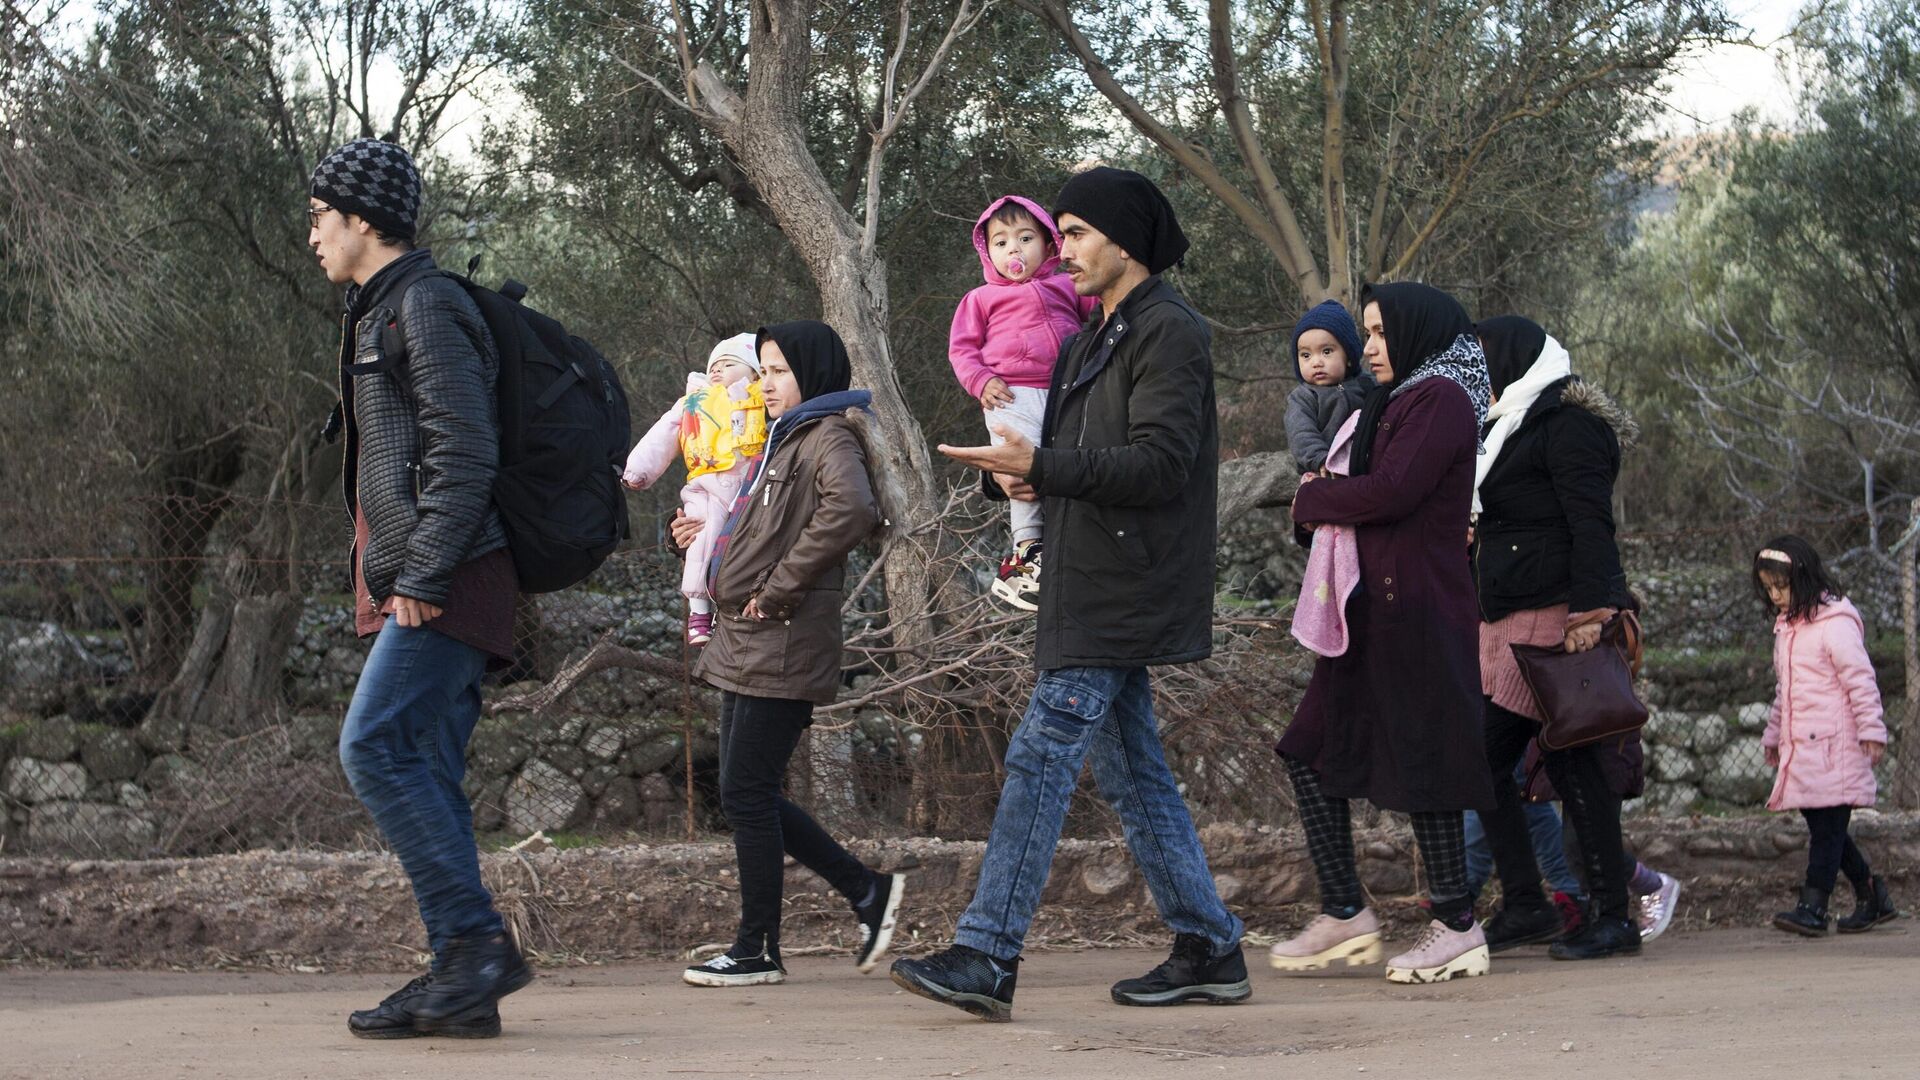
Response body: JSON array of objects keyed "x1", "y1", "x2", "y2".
[{"x1": 7, "y1": 815, "x2": 1915, "y2": 970}]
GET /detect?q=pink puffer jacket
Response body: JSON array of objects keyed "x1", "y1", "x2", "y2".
[
  {"x1": 946, "y1": 195, "x2": 1097, "y2": 398},
  {"x1": 1764, "y1": 597, "x2": 1887, "y2": 811}
]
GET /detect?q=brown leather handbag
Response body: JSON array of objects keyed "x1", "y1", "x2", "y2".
[{"x1": 1510, "y1": 611, "x2": 1648, "y2": 752}]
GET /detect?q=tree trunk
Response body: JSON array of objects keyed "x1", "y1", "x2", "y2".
[
  {"x1": 137, "y1": 436, "x2": 247, "y2": 688},
  {"x1": 681, "y1": 3, "x2": 994, "y2": 834},
  {"x1": 147, "y1": 437, "x2": 339, "y2": 741},
  {"x1": 1894, "y1": 496, "x2": 1920, "y2": 809}
]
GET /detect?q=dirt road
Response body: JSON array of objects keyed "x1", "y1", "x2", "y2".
[{"x1": 3, "y1": 928, "x2": 1914, "y2": 1079}]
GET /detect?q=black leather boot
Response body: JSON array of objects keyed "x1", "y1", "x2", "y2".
[
  {"x1": 1837, "y1": 876, "x2": 1898, "y2": 933},
  {"x1": 1772, "y1": 886, "x2": 1831, "y2": 936}
]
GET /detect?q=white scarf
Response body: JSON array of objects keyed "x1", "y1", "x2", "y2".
[{"x1": 1472, "y1": 335, "x2": 1572, "y2": 514}]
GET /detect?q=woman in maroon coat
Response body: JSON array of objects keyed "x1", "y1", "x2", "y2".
[{"x1": 1267, "y1": 282, "x2": 1497, "y2": 985}]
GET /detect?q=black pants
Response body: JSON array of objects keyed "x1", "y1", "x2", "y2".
[
  {"x1": 1482, "y1": 699, "x2": 1630, "y2": 922},
  {"x1": 719, "y1": 692, "x2": 872, "y2": 955},
  {"x1": 1284, "y1": 755, "x2": 1473, "y2": 923},
  {"x1": 1801, "y1": 806, "x2": 1873, "y2": 894}
]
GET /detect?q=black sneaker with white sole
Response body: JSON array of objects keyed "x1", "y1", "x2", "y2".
[
  {"x1": 890, "y1": 945, "x2": 1018, "y2": 1022},
  {"x1": 853, "y1": 871, "x2": 906, "y2": 972},
  {"x1": 1110, "y1": 933, "x2": 1252, "y2": 1006},
  {"x1": 683, "y1": 945, "x2": 787, "y2": 987}
]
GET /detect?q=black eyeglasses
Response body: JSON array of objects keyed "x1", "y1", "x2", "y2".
[{"x1": 305, "y1": 206, "x2": 339, "y2": 228}]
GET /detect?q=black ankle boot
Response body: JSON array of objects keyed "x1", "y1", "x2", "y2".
[
  {"x1": 1837, "y1": 876, "x2": 1898, "y2": 933},
  {"x1": 412, "y1": 932, "x2": 533, "y2": 1027},
  {"x1": 1772, "y1": 886, "x2": 1831, "y2": 936}
]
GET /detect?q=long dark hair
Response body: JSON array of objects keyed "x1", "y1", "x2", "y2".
[{"x1": 1751, "y1": 534, "x2": 1844, "y2": 623}]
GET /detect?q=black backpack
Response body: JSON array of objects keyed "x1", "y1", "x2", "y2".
[{"x1": 387, "y1": 263, "x2": 632, "y2": 593}]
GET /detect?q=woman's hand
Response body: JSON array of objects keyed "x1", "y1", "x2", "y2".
[
  {"x1": 1764, "y1": 744, "x2": 1780, "y2": 768},
  {"x1": 669, "y1": 508, "x2": 704, "y2": 551},
  {"x1": 979, "y1": 377, "x2": 1015, "y2": 410},
  {"x1": 1564, "y1": 622, "x2": 1602, "y2": 653},
  {"x1": 1292, "y1": 473, "x2": 1320, "y2": 532},
  {"x1": 1863, "y1": 740, "x2": 1886, "y2": 767}
]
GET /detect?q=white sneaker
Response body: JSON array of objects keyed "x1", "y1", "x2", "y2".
[
  {"x1": 1385, "y1": 919, "x2": 1490, "y2": 984},
  {"x1": 1636, "y1": 873, "x2": 1681, "y2": 942}
]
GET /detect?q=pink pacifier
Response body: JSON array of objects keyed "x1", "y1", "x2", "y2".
[{"x1": 1006, "y1": 255, "x2": 1027, "y2": 278}]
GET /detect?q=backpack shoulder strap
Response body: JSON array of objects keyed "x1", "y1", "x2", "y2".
[{"x1": 378, "y1": 265, "x2": 456, "y2": 359}]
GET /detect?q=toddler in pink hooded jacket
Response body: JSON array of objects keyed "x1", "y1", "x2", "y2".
[
  {"x1": 1753, "y1": 537, "x2": 1898, "y2": 936},
  {"x1": 949, "y1": 195, "x2": 1098, "y2": 611},
  {"x1": 624, "y1": 334, "x2": 767, "y2": 646}
]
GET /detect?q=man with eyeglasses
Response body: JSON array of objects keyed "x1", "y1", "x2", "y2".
[{"x1": 308, "y1": 138, "x2": 529, "y2": 1039}]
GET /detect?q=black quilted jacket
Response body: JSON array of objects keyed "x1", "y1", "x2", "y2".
[{"x1": 335, "y1": 248, "x2": 507, "y2": 609}]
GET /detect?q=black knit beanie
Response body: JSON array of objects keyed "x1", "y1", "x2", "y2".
[
  {"x1": 1052, "y1": 167, "x2": 1189, "y2": 275},
  {"x1": 310, "y1": 139, "x2": 422, "y2": 243}
]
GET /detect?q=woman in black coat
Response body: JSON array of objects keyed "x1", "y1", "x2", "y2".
[{"x1": 1471, "y1": 315, "x2": 1643, "y2": 961}]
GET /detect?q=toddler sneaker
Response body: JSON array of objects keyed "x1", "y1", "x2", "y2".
[
  {"x1": 1384, "y1": 919, "x2": 1490, "y2": 984},
  {"x1": 1268, "y1": 907, "x2": 1383, "y2": 971},
  {"x1": 989, "y1": 542, "x2": 1042, "y2": 611},
  {"x1": 687, "y1": 610, "x2": 713, "y2": 645}
]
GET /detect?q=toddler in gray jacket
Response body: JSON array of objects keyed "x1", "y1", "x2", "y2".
[{"x1": 1284, "y1": 299, "x2": 1372, "y2": 473}]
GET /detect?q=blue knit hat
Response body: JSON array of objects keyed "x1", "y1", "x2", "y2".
[{"x1": 1290, "y1": 299, "x2": 1364, "y2": 381}]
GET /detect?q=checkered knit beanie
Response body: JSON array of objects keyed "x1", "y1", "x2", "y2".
[{"x1": 310, "y1": 139, "x2": 422, "y2": 243}]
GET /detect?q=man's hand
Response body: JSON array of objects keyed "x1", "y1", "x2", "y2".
[
  {"x1": 995, "y1": 472, "x2": 1039, "y2": 503},
  {"x1": 1564, "y1": 622, "x2": 1603, "y2": 653},
  {"x1": 940, "y1": 427, "x2": 1036, "y2": 483},
  {"x1": 393, "y1": 595, "x2": 443, "y2": 628},
  {"x1": 979, "y1": 377, "x2": 1015, "y2": 411},
  {"x1": 669, "y1": 508, "x2": 704, "y2": 550},
  {"x1": 742, "y1": 596, "x2": 767, "y2": 620}
]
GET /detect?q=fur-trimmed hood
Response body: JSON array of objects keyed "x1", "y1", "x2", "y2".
[{"x1": 1536, "y1": 377, "x2": 1639, "y2": 453}]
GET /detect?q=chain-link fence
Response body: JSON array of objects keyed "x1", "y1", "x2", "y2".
[{"x1": 2, "y1": 486, "x2": 1912, "y2": 859}]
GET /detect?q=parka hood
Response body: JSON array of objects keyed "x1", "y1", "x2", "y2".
[{"x1": 974, "y1": 195, "x2": 1064, "y2": 286}]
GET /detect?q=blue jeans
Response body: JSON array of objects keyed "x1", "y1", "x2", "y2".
[
  {"x1": 954, "y1": 667, "x2": 1244, "y2": 961},
  {"x1": 1465, "y1": 762, "x2": 1583, "y2": 900},
  {"x1": 339, "y1": 618, "x2": 502, "y2": 960}
]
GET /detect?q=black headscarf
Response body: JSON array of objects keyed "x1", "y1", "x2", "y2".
[
  {"x1": 1475, "y1": 315, "x2": 1549, "y2": 401},
  {"x1": 1052, "y1": 166, "x2": 1190, "y2": 275},
  {"x1": 756, "y1": 320, "x2": 851, "y2": 403},
  {"x1": 1346, "y1": 282, "x2": 1476, "y2": 476}
]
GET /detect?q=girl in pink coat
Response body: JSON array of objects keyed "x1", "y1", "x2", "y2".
[
  {"x1": 948, "y1": 195, "x2": 1098, "y2": 610},
  {"x1": 624, "y1": 334, "x2": 768, "y2": 645},
  {"x1": 1753, "y1": 535, "x2": 1898, "y2": 935}
]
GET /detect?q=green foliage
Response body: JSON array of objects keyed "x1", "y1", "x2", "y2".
[{"x1": 1578, "y1": 0, "x2": 1920, "y2": 537}]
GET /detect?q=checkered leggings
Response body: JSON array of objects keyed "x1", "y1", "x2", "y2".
[{"x1": 1285, "y1": 756, "x2": 1470, "y2": 915}]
